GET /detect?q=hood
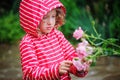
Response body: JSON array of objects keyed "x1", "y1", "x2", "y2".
[{"x1": 19, "y1": 0, "x2": 65, "y2": 37}]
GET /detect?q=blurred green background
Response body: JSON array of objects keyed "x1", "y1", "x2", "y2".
[
  {"x1": 0, "y1": 0, "x2": 120, "y2": 45},
  {"x1": 0, "y1": 0, "x2": 120, "y2": 80}
]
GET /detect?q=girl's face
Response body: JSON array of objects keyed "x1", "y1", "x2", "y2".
[{"x1": 39, "y1": 9, "x2": 56, "y2": 34}]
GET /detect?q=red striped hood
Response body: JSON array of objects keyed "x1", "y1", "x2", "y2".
[{"x1": 19, "y1": 0, "x2": 65, "y2": 37}]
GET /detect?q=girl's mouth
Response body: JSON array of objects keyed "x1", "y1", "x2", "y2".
[{"x1": 46, "y1": 27, "x2": 52, "y2": 30}]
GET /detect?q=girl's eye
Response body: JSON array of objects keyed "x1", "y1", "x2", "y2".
[
  {"x1": 52, "y1": 15, "x2": 56, "y2": 18},
  {"x1": 43, "y1": 16, "x2": 48, "y2": 19}
]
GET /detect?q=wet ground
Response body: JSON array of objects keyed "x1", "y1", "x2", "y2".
[
  {"x1": 0, "y1": 44, "x2": 22, "y2": 80},
  {"x1": 0, "y1": 44, "x2": 120, "y2": 80}
]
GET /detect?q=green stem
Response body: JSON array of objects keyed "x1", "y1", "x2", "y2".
[
  {"x1": 91, "y1": 21, "x2": 99, "y2": 37},
  {"x1": 86, "y1": 34, "x2": 120, "y2": 49}
]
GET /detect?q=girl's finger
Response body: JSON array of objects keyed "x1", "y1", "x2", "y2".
[
  {"x1": 64, "y1": 60, "x2": 73, "y2": 65},
  {"x1": 60, "y1": 70, "x2": 68, "y2": 74},
  {"x1": 61, "y1": 66, "x2": 70, "y2": 71}
]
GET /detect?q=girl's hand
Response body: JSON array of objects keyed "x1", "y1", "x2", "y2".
[{"x1": 59, "y1": 60, "x2": 73, "y2": 75}]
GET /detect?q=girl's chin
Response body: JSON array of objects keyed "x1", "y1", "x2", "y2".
[{"x1": 44, "y1": 30, "x2": 52, "y2": 34}]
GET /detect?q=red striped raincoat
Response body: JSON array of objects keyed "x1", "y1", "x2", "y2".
[{"x1": 19, "y1": 0, "x2": 88, "y2": 80}]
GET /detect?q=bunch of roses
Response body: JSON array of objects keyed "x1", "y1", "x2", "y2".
[
  {"x1": 72, "y1": 27, "x2": 93, "y2": 71},
  {"x1": 73, "y1": 27, "x2": 94, "y2": 58},
  {"x1": 72, "y1": 26, "x2": 120, "y2": 71}
]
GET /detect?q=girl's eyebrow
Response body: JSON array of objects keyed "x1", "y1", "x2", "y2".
[
  {"x1": 53, "y1": 12, "x2": 56, "y2": 15},
  {"x1": 53, "y1": 14, "x2": 56, "y2": 15}
]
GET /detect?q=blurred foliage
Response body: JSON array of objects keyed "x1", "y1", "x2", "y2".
[
  {"x1": 84, "y1": 0, "x2": 120, "y2": 45},
  {"x1": 0, "y1": 0, "x2": 13, "y2": 15},
  {"x1": 0, "y1": 0, "x2": 120, "y2": 47},
  {"x1": 0, "y1": 0, "x2": 24, "y2": 44},
  {"x1": 60, "y1": 0, "x2": 120, "y2": 46},
  {"x1": 60, "y1": 0, "x2": 95, "y2": 44},
  {"x1": 110, "y1": 17, "x2": 120, "y2": 45},
  {"x1": 0, "y1": 12, "x2": 25, "y2": 44},
  {"x1": 0, "y1": 0, "x2": 20, "y2": 15}
]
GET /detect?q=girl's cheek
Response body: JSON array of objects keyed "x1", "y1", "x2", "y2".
[
  {"x1": 42, "y1": 20, "x2": 46, "y2": 23},
  {"x1": 41, "y1": 21, "x2": 47, "y2": 26}
]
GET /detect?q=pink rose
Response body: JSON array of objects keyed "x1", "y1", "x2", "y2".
[
  {"x1": 73, "y1": 58, "x2": 84, "y2": 71},
  {"x1": 76, "y1": 43, "x2": 88, "y2": 59},
  {"x1": 81, "y1": 38, "x2": 89, "y2": 46},
  {"x1": 76, "y1": 39, "x2": 94, "y2": 58},
  {"x1": 82, "y1": 62, "x2": 89, "y2": 71},
  {"x1": 73, "y1": 27, "x2": 84, "y2": 40},
  {"x1": 86, "y1": 46, "x2": 94, "y2": 55},
  {"x1": 73, "y1": 57, "x2": 90, "y2": 71}
]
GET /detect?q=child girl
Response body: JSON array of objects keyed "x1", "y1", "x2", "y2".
[{"x1": 19, "y1": 0, "x2": 90, "y2": 80}]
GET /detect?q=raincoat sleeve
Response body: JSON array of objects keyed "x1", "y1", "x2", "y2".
[
  {"x1": 20, "y1": 39, "x2": 60, "y2": 80},
  {"x1": 70, "y1": 65, "x2": 88, "y2": 77},
  {"x1": 57, "y1": 30, "x2": 88, "y2": 77}
]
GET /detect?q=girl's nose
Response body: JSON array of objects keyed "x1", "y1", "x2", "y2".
[{"x1": 47, "y1": 18, "x2": 52, "y2": 25}]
